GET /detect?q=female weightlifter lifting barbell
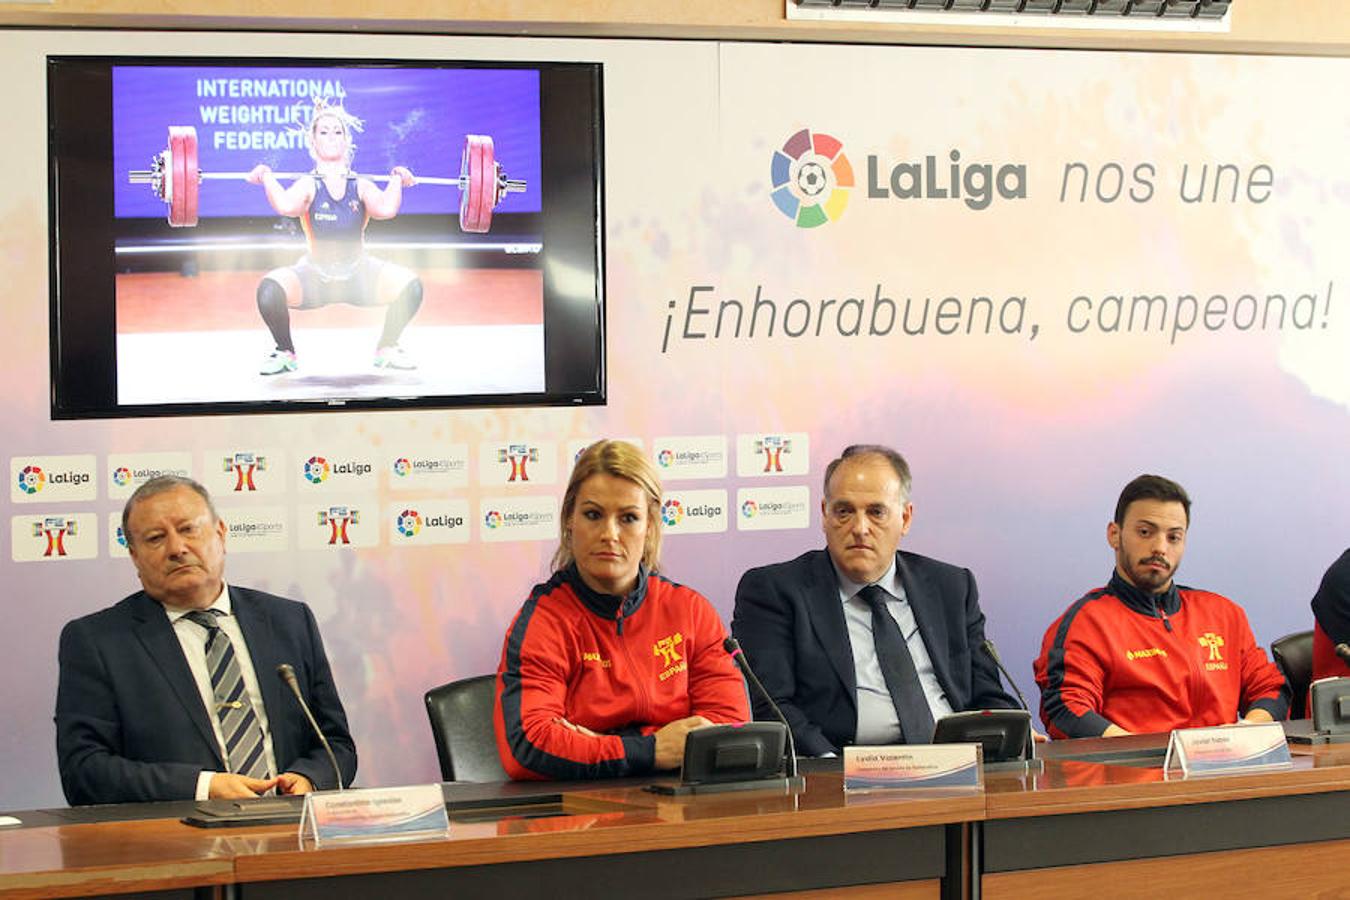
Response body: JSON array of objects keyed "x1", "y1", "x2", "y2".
[{"x1": 245, "y1": 98, "x2": 423, "y2": 375}]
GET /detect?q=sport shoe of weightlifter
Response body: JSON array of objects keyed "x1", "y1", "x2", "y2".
[
  {"x1": 259, "y1": 349, "x2": 298, "y2": 376},
  {"x1": 373, "y1": 345, "x2": 417, "y2": 370}
]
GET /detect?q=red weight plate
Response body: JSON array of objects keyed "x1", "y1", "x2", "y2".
[
  {"x1": 460, "y1": 134, "x2": 495, "y2": 233},
  {"x1": 180, "y1": 126, "x2": 199, "y2": 227},
  {"x1": 167, "y1": 127, "x2": 186, "y2": 227}
]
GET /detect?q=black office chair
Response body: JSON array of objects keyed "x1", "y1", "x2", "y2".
[
  {"x1": 424, "y1": 674, "x2": 510, "y2": 783},
  {"x1": 1271, "y1": 630, "x2": 1314, "y2": 720}
]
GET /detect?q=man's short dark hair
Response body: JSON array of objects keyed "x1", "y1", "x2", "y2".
[
  {"x1": 823, "y1": 444, "x2": 912, "y2": 501},
  {"x1": 121, "y1": 475, "x2": 220, "y2": 546},
  {"x1": 1113, "y1": 474, "x2": 1191, "y2": 526}
]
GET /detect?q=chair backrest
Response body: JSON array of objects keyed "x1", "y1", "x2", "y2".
[
  {"x1": 424, "y1": 674, "x2": 510, "y2": 783},
  {"x1": 1271, "y1": 630, "x2": 1315, "y2": 720}
]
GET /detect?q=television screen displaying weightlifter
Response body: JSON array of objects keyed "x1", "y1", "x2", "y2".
[{"x1": 112, "y1": 64, "x2": 544, "y2": 406}]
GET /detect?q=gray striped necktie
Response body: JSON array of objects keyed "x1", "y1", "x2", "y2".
[{"x1": 183, "y1": 609, "x2": 271, "y2": 780}]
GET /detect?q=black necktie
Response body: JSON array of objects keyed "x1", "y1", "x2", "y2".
[{"x1": 859, "y1": 584, "x2": 935, "y2": 744}]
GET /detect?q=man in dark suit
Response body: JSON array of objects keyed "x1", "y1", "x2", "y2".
[
  {"x1": 55, "y1": 475, "x2": 356, "y2": 805},
  {"x1": 732, "y1": 445, "x2": 1014, "y2": 756}
]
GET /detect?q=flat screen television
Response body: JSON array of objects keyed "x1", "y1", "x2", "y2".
[{"x1": 48, "y1": 56, "x2": 605, "y2": 418}]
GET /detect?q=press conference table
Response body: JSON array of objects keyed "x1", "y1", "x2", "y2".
[{"x1": 4, "y1": 730, "x2": 1350, "y2": 900}]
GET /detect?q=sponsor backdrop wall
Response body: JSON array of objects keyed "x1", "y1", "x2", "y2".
[{"x1": 3, "y1": 31, "x2": 1349, "y2": 809}]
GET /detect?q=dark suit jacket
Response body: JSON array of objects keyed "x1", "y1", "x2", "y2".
[
  {"x1": 55, "y1": 586, "x2": 357, "y2": 805},
  {"x1": 731, "y1": 549, "x2": 1015, "y2": 756}
]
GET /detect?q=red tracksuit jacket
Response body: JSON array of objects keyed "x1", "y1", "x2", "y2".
[
  {"x1": 495, "y1": 565, "x2": 750, "y2": 780},
  {"x1": 1034, "y1": 571, "x2": 1288, "y2": 739}
]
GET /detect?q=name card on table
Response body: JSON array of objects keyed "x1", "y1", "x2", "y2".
[
  {"x1": 843, "y1": 744, "x2": 983, "y2": 792},
  {"x1": 299, "y1": 784, "x2": 449, "y2": 847},
  {"x1": 1163, "y1": 722, "x2": 1292, "y2": 778}
]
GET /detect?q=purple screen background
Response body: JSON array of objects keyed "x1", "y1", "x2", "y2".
[{"x1": 113, "y1": 65, "x2": 542, "y2": 218}]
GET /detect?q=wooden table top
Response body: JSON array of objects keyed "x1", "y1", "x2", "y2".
[{"x1": 4, "y1": 736, "x2": 1350, "y2": 898}]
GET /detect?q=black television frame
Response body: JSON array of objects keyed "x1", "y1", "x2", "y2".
[{"x1": 48, "y1": 55, "x2": 606, "y2": 419}]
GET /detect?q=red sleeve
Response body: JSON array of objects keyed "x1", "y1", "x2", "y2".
[
  {"x1": 1232, "y1": 605, "x2": 1290, "y2": 720},
  {"x1": 494, "y1": 591, "x2": 655, "y2": 781},
  {"x1": 1034, "y1": 601, "x2": 1114, "y2": 740},
  {"x1": 684, "y1": 590, "x2": 752, "y2": 725}
]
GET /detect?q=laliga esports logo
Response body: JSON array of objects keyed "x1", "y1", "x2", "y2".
[
  {"x1": 303, "y1": 456, "x2": 331, "y2": 484},
  {"x1": 741, "y1": 499, "x2": 759, "y2": 519},
  {"x1": 754, "y1": 435, "x2": 792, "y2": 473},
  {"x1": 770, "y1": 128, "x2": 854, "y2": 229},
  {"x1": 656, "y1": 449, "x2": 674, "y2": 468},
  {"x1": 484, "y1": 510, "x2": 504, "y2": 530},
  {"x1": 392, "y1": 457, "x2": 412, "y2": 478},
  {"x1": 661, "y1": 499, "x2": 684, "y2": 527},
  {"x1": 396, "y1": 509, "x2": 422, "y2": 538},
  {"x1": 317, "y1": 505, "x2": 359, "y2": 545},
  {"x1": 17, "y1": 465, "x2": 45, "y2": 494},
  {"x1": 224, "y1": 452, "x2": 267, "y2": 492},
  {"x1": 111, "y1": 467, "x2": 132, "y2": 487},
  {"x1": 498, "y1": 444, "x2": 539, "y2": 483},
  {"x1": 31, "y1": 516, "x2": 78, "y2": 557}
]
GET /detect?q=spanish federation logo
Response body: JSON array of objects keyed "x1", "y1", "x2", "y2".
[
  {"x1": 396, "y1": 509, "x2": 422, "y2": 537},
  {"x1": 317, "y1": 505, "x2": 358, "y2": 545},
  {"x1": 661, "y1": 499, "x2": 684, "y2": 527},
  {"x1": 770, "y1": 128, "x2": 854, "y2": 229},
  {"x1": 498, "y1": 444, "x2": 539, "y2": 482},
  {"x1": 224, "y1": 452, "x2": 267, "y2": 492},
  {"x1": 1199, "y1": 632, "x2": 1225, "y2": 662},
  {"x1": 32, "y1": 516, "x2": 78, "y2": 557},
  {"x1": 111, "y1": 466, "x2": 132, "y2": 487},
  {"x1": 654, "y1": 633, "x2": 684, "y2": 667},
  {"x1": 392, "y1": 457, "x2": 411, "y2": 478},
  {"x1": 484, "y1": 510, "x2": 504, "y2": 529},
  {"x1": 17, "y1": 465, "x2": 44, "y2": 495},
  {"x1": 754, "y1": 436, "x2": 792, "y2": 473},
  {"x1": 303, "y1": 456, "x2": 331, "y2": 484},
  {"x1": 741, "y1": 499, "x2": 759, "y2": 519}
]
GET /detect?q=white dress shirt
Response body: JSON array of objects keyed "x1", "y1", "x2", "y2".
[
  {"x1": 838, "y1": 558, "x2": 954, "y2": 744},
  {"x1": 162, "y1": 582, "x2": 279, "y2": 799}
]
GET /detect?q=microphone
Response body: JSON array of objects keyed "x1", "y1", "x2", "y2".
[
  {"x1": 982, "y1": 639, "x2": 1034, "y2": 758},
  {"x1": 1336, "y1": 643, "x2": 1350, "y2": 666},
  {"x1": 723, "y1": 637, "x2": 799, "y2": 780},
  {"x1": 276, "y1": 663, "x2": 344, "y2": 792}
]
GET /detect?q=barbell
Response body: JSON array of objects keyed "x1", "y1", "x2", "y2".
[{"x1": 128, "y1": 126, "x2": 527, "y2": 233}]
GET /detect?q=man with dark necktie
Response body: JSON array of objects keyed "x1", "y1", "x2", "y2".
[
  {"x1": 55, "y1": 475, "x2": 356, "y2": 805},
  {"x1": 731, "y1": 445, "x2": 1015, "y2": 756}
]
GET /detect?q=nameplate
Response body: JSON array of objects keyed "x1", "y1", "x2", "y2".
[
  {"x1": 1163, "y1": 722, "x2": 1292, "y2": 777},
  {"x1": 299, "y1": 784, "x2": 449, "y2": 846},
  {"x1": 843, "y1": 744, "x2": 983, "y2": 791}
]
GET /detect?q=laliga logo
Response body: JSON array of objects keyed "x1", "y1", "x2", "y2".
[
  {"x1": 484, "y1": 510, "x2": 504, "y2": 529},
  {"x1": 31, "y1": 516, "x2": 77, "y2": 557},
  {"x1": 224, "y1": 452, "x2": 266, "y2": 492},
  {"x1": 303, "y1": 456, "x2": 330, "y2": 484},
  {"x1": 770, "y1": 128, "x2": 854, "y2": 229},
  {"x1": 392, "y1": 457, "x2": 411, "y2": 477},
  {"x1": 755, "y1": 436, "x2": 792, "y2": 473},
  {"x1": 661, "y1": 499, "x2": 684, "y2": 527},
  {"x1": 115, "y1": 526, "x2": 128, "y2": 549},
  {"x1": 396, "y1": 509, "x2": 422, "y2": 537},
  {"x1": 741, "y1": 500, "x2": 759, "y2": 519},
  {"x1": 112, "y1": 467, "x2": 132, "y2": 487},
  {"x1": 317, "y1": 505, "x2": 358, "y2": 545},
  {"x1": 498, "y1": 444, "x2": 539, "y2": 483},
  {"x1": 656, "y1": 449, "x2": 674, "y2": 468},
  {"x1": 17, "y1": 465, "x2": 45, "y2": 494}
]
